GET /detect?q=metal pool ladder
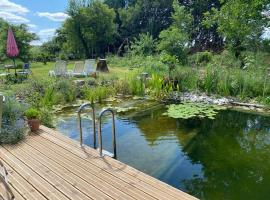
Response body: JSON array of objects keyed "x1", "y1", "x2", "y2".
[
  {"x1": 77, "y1": 103, "x2": 96, "y2": 148},
  {"x1": 98, "y1": 108, "x2": 117, "y2": 159},
  {"x1": 77, "y1": 104, "x2": 117, "y2": 159}
]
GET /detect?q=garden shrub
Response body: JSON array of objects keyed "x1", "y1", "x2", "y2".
[
  {"x1": 40, "y1": 108, "x2": 54, "y2": 128},
  {"x1": 0, "y1": 97, "x2": 27, "y2": 144},
  {"x1": 196, "y1": 51, "x2": 213, "y2": 65},
  {"x1": 175, "y1": 67, "x2": 199, "y2": 92},
  {"x1": 54, "y1": 79, "x2": 77, "y2": 104},
  {"x1": 114, "y1": 79, "x2": 132, "y2": 95},
  {"x1": 130, "y1": 33, "x2": 156, "y2": 56}
]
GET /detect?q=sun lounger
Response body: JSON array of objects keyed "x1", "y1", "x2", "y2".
[{"x1": 49, "y1": 60, "x2": 68, "y2": 77}]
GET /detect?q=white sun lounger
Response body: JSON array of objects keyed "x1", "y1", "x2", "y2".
[{"x1": 49, "y1": 60, "x2": 68, "y2": 77}]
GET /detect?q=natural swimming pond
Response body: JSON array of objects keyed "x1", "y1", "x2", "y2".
[{"x1": 55, "y1": 101, "x2": 270, "y2": 200}]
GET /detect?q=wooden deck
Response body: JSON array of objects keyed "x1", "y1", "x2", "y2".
[{"x1": 0, "y1": 126, "x2": 197, "y2": 200}]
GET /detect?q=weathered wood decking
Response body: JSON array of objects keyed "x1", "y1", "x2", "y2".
[{"x1": 0, "y1": 126, "x2": 197, "y2": 200}]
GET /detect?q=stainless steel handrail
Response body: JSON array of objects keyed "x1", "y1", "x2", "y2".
[
  {"x1": 77, "y1": 103, "x2": 96, "y2": 148},
  {"x1": 0, "y1": 161, "x2": 14, "y2": 199},
  {"x1": 98, "y1": 108, "x2": 117, "y2": 159}
]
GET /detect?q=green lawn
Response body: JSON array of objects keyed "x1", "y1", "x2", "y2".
[
  {"x1": 30, "y1": 61, "x2": 131, "y2": 80},
  {"x1": 0, "y1": 61, "x2": 132, "y2": 93}
]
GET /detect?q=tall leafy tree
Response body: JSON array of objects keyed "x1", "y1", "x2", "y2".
[
  {"x1": 64, "y1": 0, "x2": 116, "y2": 58},
  {"x1": 158, "y1": 0, "x2": 193, "y2": 63},
  {"x1": 204, "y1": 0, "x2": 268, "y2": 60},
  {"x1": 0, "y1": 18, "x2": 37, "y2": 62},
  {"x1": 179, "y1": 0, "x2": 223, "y2": 52},
  {"x1": 119, "y1": 0, "x2": 173, "y2": 39}
]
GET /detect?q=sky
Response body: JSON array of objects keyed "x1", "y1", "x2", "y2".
[{"x1": 0, "y1": 0, "x2": 69, "y2": 45}]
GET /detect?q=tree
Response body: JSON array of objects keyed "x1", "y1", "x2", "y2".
[
  {"x1": 178, "y1": 0, "x2": 223, "y2": 52},
  {"x1": 130, "y1": 32, "x2": 156, "y2": 56},
  {"x1": 204, "y1": 0, "x2": 268, "y2": 63},
  {"x1": 0, "y1": 18, "x2": 37, "y2": 62},
  {"x1": 157, "y1": 0, "x2": 193, "y2": 64},
  {"x1": 64, "y1": 0, "x2": 116, "y2": 58},
  {"x1": 119, "y1": 0, "x2": 173, "y2": 39}
]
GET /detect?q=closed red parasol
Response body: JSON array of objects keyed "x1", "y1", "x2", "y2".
[{"x1": 6, "y1": 27, "x2": 19, "y2": 69}]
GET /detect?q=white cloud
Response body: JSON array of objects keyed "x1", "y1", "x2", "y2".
[
  {"x1": 0, "y1": 11, "x2": 29, "y2": 23},
  {"x1": 37, "y1": 12, "x2": 69, "y2": 22},
  {"x1": 0, "y1": 0, "x2": 30, "y2": 24},
  {"x1": 39, "y1": 28, "x2": 56, "y2": 37},
  {"x1": 0, "y1": 0, "x2": 29, "y2": 14},
  {"x1": 31, "y1": 28, "x2": 57, "y2": 46},
  {"x1": 30, "y1": 40, "x2": 43, "y2": 46},
  {"x1": 27, "y1": 24, "x2": 37, "y2": 28}
]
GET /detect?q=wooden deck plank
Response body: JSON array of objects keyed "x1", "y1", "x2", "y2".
[
  {"x1": 0, "y1": 147, "x2": 72, "y2": 200},
  {"x1": 1, "y1": 159, "x2": 47, "y2": 200},
  {"x1": 0, "y1": 176, "x2": 25, "y2": 200},
  {"x1": 25, "y1": 136, "x2": 156, "y2": 200},
  {"x1": 38, "y1": 130, "x2": 180, "y2": 200},
  {"x1": 4, "y1": 144, "x2": 114, "y2": 200},
  {"x1": 2, "y1": 145, "x2": 95, "y2": 200},
  {"x1": 14, "y1": 139, "x2": 135, "y2": 200},
  {"x1": 39, "y1": 126, "x2": 196, "y2": 200},
  {"x1": 0, "y1": 126, "x2": 197, "y2": 200}
]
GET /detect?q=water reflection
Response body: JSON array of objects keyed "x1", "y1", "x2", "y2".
[{"x1": 55, "y1": 107, "x2": 270, "y2": 200}]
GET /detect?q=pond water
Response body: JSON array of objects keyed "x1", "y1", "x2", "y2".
[{"x1": 55, "y1": 102, "x2": 270, "y2": 200}]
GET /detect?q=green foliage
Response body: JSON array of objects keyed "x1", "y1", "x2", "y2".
[
  {"x1": 164, "y1": 103, "x2": 226, "y2": 120},
  {"x1": 83, "y1": 85, "x2": 113, "y2": 103},
  {"x1": 158, "y1": 1, "x2": 193, "y2": 63},
  {"x1": 1, "y1": 97, "x2": 27, "y2": 144},
  {"x1": 0, "y1": 18, "x2": 37, "y2": 62},
  {"x1": 64, "y1": 0, "x2": 116, "y2": 57},
  {"x1": 54, "y1": 79, "x2": 77, "y2": 104},
  {"x1": 192, "y1": 51, "x2": 213, "y2": 65},
  {"x1": 40, "y1": 108, "x2": 54, "y2": 128},
  {"x1": 160, "y1": 53, "x2": 179, "y2": 78},
  {"x1": 118, "y1": 0, "x2": 173, "y2": 38},
  {"x1": 174, "y1": 67, "x2": 200, "y2": 92},
  {"x1": 130, "y1": 33, "x2": 156, "y2": 56},
  {"x1": 148, "y1": 74, "x2": 165, "y2": 98},
  {"x1": 15, "y1": 77, "x2": 77, "y2": 110},
  {"x1": 25, "y1": 108, "x2": 40, "y2": 119},
  {"x1": 204, "y1": 0, "x2": 268, "y2": 56}
]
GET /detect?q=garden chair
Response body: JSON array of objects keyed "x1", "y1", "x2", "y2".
[
  {"x1": 17, "y1": 63, "x2": 31, "y2": 77},
  {"x1": 49, "y1": 60, "x2": 68, "y2": 77},
  {"x1": 84, "y1": 59, "x2": 96, "y2": 75},
  {"x1": 68, "y1": 61, "x2": 87, "y2": 77},
  {"x1": 0, "y1": 161, "x2": 14, "y2": 200}
]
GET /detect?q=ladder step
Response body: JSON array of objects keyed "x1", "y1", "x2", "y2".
[{"x1": 97, "y1": 149, "x2": 114, "y2": 158}]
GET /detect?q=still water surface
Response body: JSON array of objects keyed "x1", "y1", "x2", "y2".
[{"x1": 56, "y1": 105, "x2": 270, "y2": 200}]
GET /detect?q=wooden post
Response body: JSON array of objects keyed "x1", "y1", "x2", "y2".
[
  {"x1": 0, "y1": 95, "x2": 2, "y2": 132},
  {"x1": 96, "y1": 59, "x2": 109, "y2": 72}
]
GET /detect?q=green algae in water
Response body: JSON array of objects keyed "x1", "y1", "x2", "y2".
[{"x1": 164, "y1": 103, "x2": 226, "y2": 120}]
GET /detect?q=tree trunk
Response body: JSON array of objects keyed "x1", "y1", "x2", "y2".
[{"x1": 96, "y1": 59, "x2": 109, "y2": 72}]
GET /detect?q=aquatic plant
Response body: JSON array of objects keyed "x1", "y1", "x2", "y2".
[{"x1": 164, "y1": 103, "x2": 226, "y2": 120}]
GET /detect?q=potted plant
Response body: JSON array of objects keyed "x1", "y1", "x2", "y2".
[{"x1": 25, "y1": 108, "x2": 40, "y2": 132}]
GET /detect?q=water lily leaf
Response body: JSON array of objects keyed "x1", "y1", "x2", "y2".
[{"x1": 164, "y1": 103, "x2": 226, "y2": 120}]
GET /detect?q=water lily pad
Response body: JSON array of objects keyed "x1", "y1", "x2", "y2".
[{"x1": 164, "y1": 103, "x2": 226, "y2": 120}]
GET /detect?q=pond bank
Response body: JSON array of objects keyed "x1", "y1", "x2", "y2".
[{"x1": 164, "y1": 92, "x2": 270, "y2": 115}]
